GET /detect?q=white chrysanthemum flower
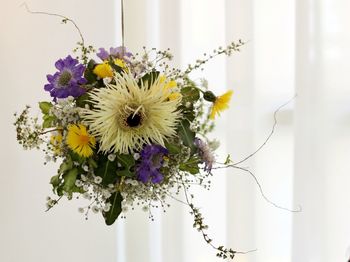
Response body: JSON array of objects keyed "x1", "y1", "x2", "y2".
[{"x1": 82, "y1": 73, "x2": 182, "y2": 154}]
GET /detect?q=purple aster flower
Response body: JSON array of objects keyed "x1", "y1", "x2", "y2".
[
  {"x1": 44, "y1": 55, "x2": 87, "y2": 101},
  {"x1": 194, "y1": 138, "x2": 215, "y2": 172},
  {"x1": 96, "y1": 46, "x2": 133, "y2": 61},
  {"x1": 136, "y1": 144, "x2": 168, "y2": 184}
]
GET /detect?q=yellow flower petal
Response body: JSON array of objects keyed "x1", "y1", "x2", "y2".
[
  {"x1": 93, "y1": 62, "x2": 113, "y2": 78},
  {"x1": 50, "y1": 131, "x2": 63, "y2": 155},
  {"x1": 168, "y1": 92, "x2": 182, "y2": 101},
  {"x1": 210, "y1": 90, "x2": 233, "y2": 120},
  {"x1": 66, "y1": 124, "x2": 96, "y2": 158},
  {"x1": 114, "y1": 58, "x2": 128, "y2": 72}
]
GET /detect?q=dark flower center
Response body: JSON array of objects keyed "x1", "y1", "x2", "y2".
[
  {"x1": 126, "y1": 113, "x2": 142, "y2": 127},
  {"x1": 58, "y1": 70, "x2": 72, "y2": 87}
]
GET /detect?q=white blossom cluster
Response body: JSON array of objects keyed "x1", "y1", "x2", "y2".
[{"x1": 50, "y1": 97, "x2": 81, "y2": 127}]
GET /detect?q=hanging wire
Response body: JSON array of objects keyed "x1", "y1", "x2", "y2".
[{"x1": 121, "y1": 0, "x2": 125, "y2": 56}]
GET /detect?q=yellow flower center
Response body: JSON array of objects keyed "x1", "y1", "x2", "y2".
[{"x1": 79, "y1": 134, "x2": 90, "y2": 144}]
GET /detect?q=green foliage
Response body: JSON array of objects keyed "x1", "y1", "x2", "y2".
[
  {"x1": 84, "y1": 59, "x2": 98, "y2": 84},
  {"x1": 62, "y1": 168, "x2": 79, "y2": 195},
  {"x1": 181, "y1": 86, "x2": 200, "y2": 104},
  {"x1": 39, "y1": 102, "x2": 53, "y2": 114},
  {"x1": 180, "y1": 84, "x2": 200, "y2": 122},
  {"x1": 103, "y1": 192, "x2": 123, "y2": 226},
  {"x1": 39, "y1": 101, "x2": 56, "y2": 128},
  {"x1": 224, "y1": 154, "x2": 232, "y2": 165},
  {"x1": 165, "y1": 141, "x2": 181, "y2": 154},
  {"x1": 95, "y1": 155, "x2": 117, "y2": 186},
  {"x1": 42, "y1": 115, "x2": 56, "y2": 128},
  {"x1": 179, "y1": 156, "x2": 200, "y2": 175},
  {"x1": 117, "y1": 154, "x2": 136, "y2": 177},
  {"x1": 177, "y1": 120, "x2": 196, "y2": 152},
  {"x1": 139, "y1": 71, "x2": 160, "y2": 87},
  {"x1": 75, "y1": 92, "x2": 90, "y2": 108}
]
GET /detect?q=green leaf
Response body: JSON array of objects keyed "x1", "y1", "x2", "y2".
[
  {"x1": 95, "y1": 155, "x2": 117, "y2": 186},
  {"x1": 84, "y1": 59, "x2": 98, "y2": 84},
  {"x1": 50, "y1": 174, "x2": 61, "y2": 193},
  {"x1": 39, "y1": 101, "x2": 53, "y2": 115},
  {"x1": 75, "y1": 93, "x2": 90, "y2": 108},
  {"x1": 62, "y1": 168, "x2": 79, "y2": 198},
  {"x1": 42, "y1": 115, "x2": 56, "y2": 128},
  {"x1": 139, "y1": 71, "x2": 160, "y2": 87},
  {"x1": 116, "y1": 154, "x2": 135, "y2": 177},
  {"x1": 103, "y1": 192, "x2": 123, "y2": 226},
  {"x1": 59, "y1": 157, "x2": 73, "y2": 174},
  {"x1": 224, "y1": 154, "x2": 232, "y2": 165},
  {"x1": 181, "y1": 86, "x2": 200, "y2": 103},
  {"x1": 165, "y1": 141, "x2": 181, "y2": 154},
  {"x1": 179, "y1": 157, "x2": 200, "y2": 175},
  {"x1": 177, "y1": 120, "x2": 196, "y2": 152}
]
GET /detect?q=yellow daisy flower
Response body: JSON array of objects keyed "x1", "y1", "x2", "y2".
[
  {"x1": 93, "y1": 59, "x2": 129, "y2": 79},
  {"x1": 50, "y1": 131, "x2": 63, "y2": 156},
  {"x1": 93, "y1": 62, "x2": 113, "y2": 78},
  {"x1": 210, "y1": 90, "x2": 233, "y2": 119},
  {"x1": 66, "y1": 124, "x2": 96, "y2": 158},
  {"x1": 159, "y1": 75, "x2": 181, "y2": 100}
]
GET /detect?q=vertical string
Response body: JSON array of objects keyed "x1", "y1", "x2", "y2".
[{"x1": 121, "y1": 0, "x2": 125, "y2": 56}]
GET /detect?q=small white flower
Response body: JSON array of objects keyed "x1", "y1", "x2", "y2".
[
  {"x1": 94, "y1": 176, "x2": 103, "y2": 184},
  {"x1": 133, "y1": 153, "x2": 140, "y2": 160},
  {"x1": 108, "y1": 154, "x2": 116, "y2": 162},
  {"x1": 83, "y1": 192, "x2": 91, "y2": 199},
  {"x1": 92, "y1": 206, "x2": 100, "y2": 213},
  {"x1": 103, "y1": 203, "x2": 111, "y2": 212},
  {"x1": 75, "y1": 180, "x2": 83, "y2": 187},
  {"x1": 121, "y1": 192, "x2": 128, "y2": 198},
  {"x1": 81, "y1": 175, "x2": 87, "y2": 181},
  {"x1": 82, "y1": 165, "x2": 89, "y2": 172},
  {"x1": 103, "y1": 77, "x2": 112, "y2": 85},
  {"x1": 131, "y1": 180, "x2": 139, "y2": 186},
  {"x1": 102, "y1": 190, "x2": 112, "y2": 198}
]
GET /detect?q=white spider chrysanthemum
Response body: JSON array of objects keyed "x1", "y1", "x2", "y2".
[{"x1": 81, "y1": 73, "x2": 182, "y2": 154}]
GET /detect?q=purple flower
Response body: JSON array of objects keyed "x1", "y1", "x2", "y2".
[
  {"x1": 96, "y1": 46, "x2": 132, "y2": 61},
  {"x1": 194, "y1": 138, "x2": 215, "y2": 172},
  {"x1": 44, "y1": 55, "x2": 87, "y2": 101},
  {"x1": 136, "y1": 144, "x2": 168, "y2": 184}
]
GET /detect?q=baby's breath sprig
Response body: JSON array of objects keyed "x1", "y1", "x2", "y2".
[
  {"x1": 173, "y1": 40, "x2": 246, "y2": 79},
  {"x1": 14, "y1": 106, "x2": 44, "y2": 150},
  {"x1": 181, "y1": 181, "x2": 238, "y2": 260}
]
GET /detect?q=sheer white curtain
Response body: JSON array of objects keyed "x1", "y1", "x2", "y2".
[
  {"x1": 1, "y1": 0, "x2": 350, "y2": 262},
  {"x1": 121, "y1": 0, "x2": 350, "y2": 262}
]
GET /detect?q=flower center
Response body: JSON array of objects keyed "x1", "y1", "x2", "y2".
[
  {"x1": 126, "y1": 113, "x2": 142, "y2": 127},
  {"x1": 79, "y1": 134, "x2": 90, "y2": 145},
  {"x1": 58, "y1": 70, "x2": 72, "y2": 87}
]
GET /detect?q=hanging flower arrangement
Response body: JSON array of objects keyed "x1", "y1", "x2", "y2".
[{"x1": 14, "y1": 4, "x2": 299, "y2": 260}]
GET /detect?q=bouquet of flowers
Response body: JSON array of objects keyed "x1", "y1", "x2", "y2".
[
  {"x1": 14, "y1": 21, "x2": 246, "y2": 256},
  {"x1": 15, "y1": 6, "x2": 298, "y2": 260}
]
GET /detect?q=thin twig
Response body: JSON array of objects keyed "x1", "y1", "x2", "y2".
[
  {"x1": 227, "y1": 166, "x2": 302, "y2": 213},
  {"x1": 233, "y1": 94, "x2": 297, "y2": 166},
  {"x1": 20, "y1": 2, "x2": 85, "y2": 45},
  {"x1": 180, "y1": 179, "x2": 257, "y2": 258}
]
